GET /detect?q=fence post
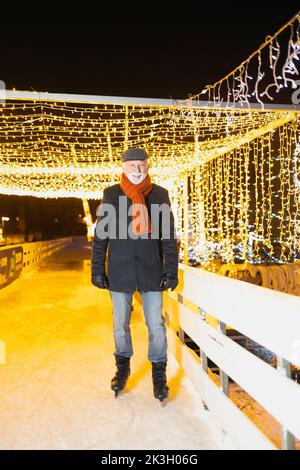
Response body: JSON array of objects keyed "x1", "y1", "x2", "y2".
[
  {"x1": 218, "y1": 320, "x2": 229, "y2": 396},
  {"x1": 198, "y1": 307, "x2": 208, "y2": 372},
  {"x1": 178, "y1": 293, "x2": 185, "y2": 343},
  {"x1": 277, "y1": 356, "x2": 296, "y2": 450}
]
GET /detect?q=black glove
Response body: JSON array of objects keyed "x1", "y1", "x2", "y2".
[
  {"x1": 92, "y1": 273, "x2": 109, "y2": 289},
  {"x1": 159, "y1": 273, "x2": 178, "y2": 291}
]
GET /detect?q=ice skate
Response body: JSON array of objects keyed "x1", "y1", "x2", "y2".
[
  {"x1": 111, "y1": 355, "x2": 130, "y2": 397},
  {"x1": 152, "y1": 360, "x2": 169, "y2": 405}
]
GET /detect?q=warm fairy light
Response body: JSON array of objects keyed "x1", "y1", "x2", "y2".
[
  {"x1": 170, "y1": 11, "x2": 300, "y2": 267},
  {"x1": 187, "y1": 118, "x2": 300, "y2": 266},
  {"x1": 0, "y1": 100, "x2": 294, "y2": 198},
  {"x1": 0, "y1": 97, "x2": 299, "y2": 265},
  {"x1": 187, "y1": 13, "x2": 300, "y2": 108}
]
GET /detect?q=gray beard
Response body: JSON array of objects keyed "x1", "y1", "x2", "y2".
[{"x1": 127, "y1": 173, "x2": 146, "y2": 184}]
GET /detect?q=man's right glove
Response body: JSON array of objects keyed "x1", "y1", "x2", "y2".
[
  {"x1": 92, "y1": 273, "x2": 109, "y2": 289},
  {"x1": 159, "y1": 273, "x2": 178, "y2": 291}
]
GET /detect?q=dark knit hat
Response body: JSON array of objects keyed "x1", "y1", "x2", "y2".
[{"x1": 121, "y1": 147, "x2": 148, "y2": 162}]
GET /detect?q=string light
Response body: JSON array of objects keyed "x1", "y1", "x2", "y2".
[
  {"x1": 174, "y1": 12, "x2": 300, "y2": 267},
  {"x1": 187, "y1": 12, "x2": 300, "y2": 108},
  {"x1": 188, "y1": 118, "x2": 300, "y2": 267},
  {"x1": 1, "y1": 9, "x2": 300, "y2": 268},
  {"x1": 0, "y1": 100, "x2": 291, "y2": 199}
]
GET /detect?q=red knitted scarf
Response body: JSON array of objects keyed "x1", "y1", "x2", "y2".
[{"x1": 120, "y1": 172, "x2": 153, "y2": 235}]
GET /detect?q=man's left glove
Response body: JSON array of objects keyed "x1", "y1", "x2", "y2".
[
  {"x1": 159, "y1": 273, "x2": 178, "y2": 291},
  {"x1": 92, "y1": 273, "x2": 109, "y2": 289}
]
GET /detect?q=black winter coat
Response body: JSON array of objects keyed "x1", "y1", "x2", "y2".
[{"x1": 91, "y1": 182, "x2": 178, "y2": 292}]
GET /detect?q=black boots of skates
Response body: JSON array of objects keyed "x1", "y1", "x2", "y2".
[
  {"x1": 151, "y1": 360, "x2": 169, "y2": 404},
  {"x1": 111, "y1": 355, "x2": 169, "y2": 404},
  {"x1": 111, "y1": 355, "x2": 130, "y2": 397}
]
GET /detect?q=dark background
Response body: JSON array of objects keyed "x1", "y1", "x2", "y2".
[
  {"x1": 0, "y1": 4, "x2": 299, "y2": 239},
  {"x1": 1, "y1": 5, "x2": 299, "y2": 99}
]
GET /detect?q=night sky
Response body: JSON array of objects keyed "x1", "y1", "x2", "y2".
[{"x1": 0, "y1": 5, "x2": 299, "y2": 239}]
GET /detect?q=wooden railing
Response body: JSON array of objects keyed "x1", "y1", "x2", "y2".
[
  {"x1": 163, "y1": 263, "x2": 300, "y2": 450},
  {"x1": 20, "y1": 237, "x2": 73, "y2": 272},
  {"x1": 0, "y1": 237, "x2": 73, "y2": 290}
]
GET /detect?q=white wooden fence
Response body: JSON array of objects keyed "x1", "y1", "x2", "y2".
[
  {"x1": 0, "y1": 237, "x2": 73, "y2": 292},
  {"x1": 164, "y1": 263, "x2": 300, "y2": 450},
  {"x1": 20, "y1": 237, "x2": 73, "y2": 272}
]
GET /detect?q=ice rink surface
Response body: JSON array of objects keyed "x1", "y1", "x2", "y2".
[{"x1": 0, "y1": 240, "x2": 237, "y2": 450}]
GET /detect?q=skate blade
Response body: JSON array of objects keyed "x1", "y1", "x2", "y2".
[
  {"x1": 155, "y1": 395, "x2": 168, "y2": 406},
  {"x1": 113, "y1": 386, "x2": 126, "y2": 398}
]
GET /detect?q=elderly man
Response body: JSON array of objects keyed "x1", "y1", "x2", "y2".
[{"x1": 91, "y1": 147, "x2": 178, "y2": 404}]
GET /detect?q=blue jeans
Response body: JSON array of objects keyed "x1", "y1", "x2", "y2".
[{"x1": 109, "y1": 290, "x2": 167, "y2": 363}]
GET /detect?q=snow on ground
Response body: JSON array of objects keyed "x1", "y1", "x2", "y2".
[{"x1": 0, "y1": 240, "x2": 236, "y2": 450}]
